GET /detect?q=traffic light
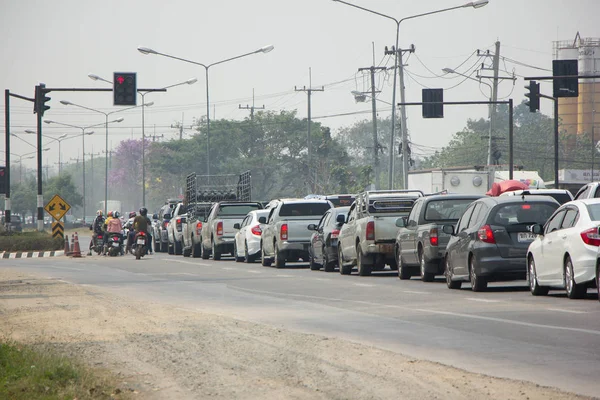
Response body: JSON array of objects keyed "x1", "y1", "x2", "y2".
[
  {"x1": 33, "y1": 84, "x2": 51, "y2": 116},
  {"x1": 524, "y1": 80, "x2": 540, "y2": 113},
  {"x1": 422, "y1": 88, "x2": 444, "y2": 118},
  {"x1": 0, "y1": 166, "x2": 6, "y2": 195},
  {"x1": 552, "y1": 59, "x2": 578, "y2": 98},
  {"x1": 113, "y1": 72, "x2": 137, "y2": 106}
]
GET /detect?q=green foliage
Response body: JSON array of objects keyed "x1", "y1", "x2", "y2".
[
  {"x1": 0, "y1": 340, "x2": 130, "y2": 399},
  {"x1": 0, "y1": 231, "x2": 63, "y2": 252},
  {"x1": 44, "y1": 173, "x2": 83, "y2": 208}
]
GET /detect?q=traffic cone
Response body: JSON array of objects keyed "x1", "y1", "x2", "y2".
[
  {"x1": 70, "y1": 234, "x2": 75, "y2": 253},
  {"x1": 71, "y1": 232, "x2": 82, "y2": 258},
  {"x1": 64, "y1": 234, "x2": 71, "y2": 256}
]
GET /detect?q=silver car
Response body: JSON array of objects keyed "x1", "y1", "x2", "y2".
[{"x1": 233, "y1": 209, "x2": 270, "y2": 263}]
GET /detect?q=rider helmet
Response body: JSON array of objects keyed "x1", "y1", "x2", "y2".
[
  {"x1": 139, "y1": 207, "x2": 148, "y2": 216},
  {"x1": 129, "y1": 211, "x2": 137, "y2": 219},
  {"x1": 107, "y1": 211, "x2": 113, "y2": 217},
  {"x1": 114, "y1": 211, "x2": 120, "y2": 219},
  {"x1": 97, "y1": 209, "x2": 103, "y2": 216}
]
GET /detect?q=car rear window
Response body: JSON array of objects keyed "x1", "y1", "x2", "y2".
[
  {"x1": 217, "y1": 204, "x2": 261, "y2": 217},
  {"x1": 585, "y1": 203, "x2": 600, "y2": 221},
  {"x1": 280, "y1": 203, "x2": 331, "y2": 217},
  {"x1": 424, "y1": 199, "x2": 477, "y2": 221},
  {"x1": 327, "y1": 196, "x2": 355, "y2": 207},
  {"x1": 547, "y1": 193, "x2": 573, "y2": 204},
  {"x1": 490, "y1": 202, "x2": 559, "y2": 226},
  {"x1": 368, "y1": 198, "x2": 416, "y2": 214}
]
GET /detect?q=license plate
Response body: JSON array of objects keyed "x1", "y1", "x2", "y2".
[
  {"x1": 518, "y1": 232, "x2": 536, "y2": 243},
  {"x1": 137, "y1": 239, "x2": 145, "y2": 245},
  {"x1": 112, "y1": 242, "x2": 120, "y2": 247}
]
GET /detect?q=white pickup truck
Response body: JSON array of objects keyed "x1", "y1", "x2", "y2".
[
  {"x1": 200, "y1": 201, "x2": 263, "y2": 260},
  {"x1": 337, "y1": 190, "x2": 423, "y2": 276},
  {"x1": 260, "y1": 199, "x2": 333, "y2": 268}
]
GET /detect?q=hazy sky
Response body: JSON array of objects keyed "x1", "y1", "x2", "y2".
[{"x1": 1, "y1": 0, "x2": 598, "y2": 172}]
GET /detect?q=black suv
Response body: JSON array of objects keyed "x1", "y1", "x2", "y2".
[{"x1": 1, "y1": 214, "x2": 23, "y2": 232}]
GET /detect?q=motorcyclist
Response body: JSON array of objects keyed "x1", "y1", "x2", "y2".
[
  {"x1": 88, "y1": 210, "x2": 105, "y2": 255},
  {"x1": 124, "y1": 211, "x2": 137, "y2": 254},
  {"x1": 102, "y1": 211, "x2": 123, "y2": 255},
  {"x1": 133, "y1": 207, "x2": 153, "y2": 255}
]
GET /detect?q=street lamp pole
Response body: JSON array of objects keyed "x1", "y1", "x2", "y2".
[
  {"x1": 138, "y1": 44, "x2": 274, "y2": 176},
  {"x1": 333, "y1": 0, "x2": 489, "y2": 189}
]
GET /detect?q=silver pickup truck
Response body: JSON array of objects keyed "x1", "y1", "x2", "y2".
[
  {"x1": 395, "y1": 194, "x2": 482, "y2": 281},
  {"x1": 200, "y1": 201, "x2": 263, "y2": 260},
  {"x1": 337, "y1": 190, "x2": 423, "y2": 276},
  {"x1": 260, "y1": 199, "x2": 332, "y2": 268}
]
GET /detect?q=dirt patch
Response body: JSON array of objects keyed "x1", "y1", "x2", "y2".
[{"x1": 0, "y1": 268, "x2": 593, "y2": 400}]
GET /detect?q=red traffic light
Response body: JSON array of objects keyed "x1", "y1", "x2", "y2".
[{"x1": 116, "y1": 75, "x2": 125, "y2": 85}]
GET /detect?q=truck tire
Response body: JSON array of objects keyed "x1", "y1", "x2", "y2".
[
  {"x1": 397, "y1": 247, "x2": 411, "y2": 280},
  {"x1": 261, "y1": 242, "x2": 272, "y2": 266},
  {"x1": 175, "y1": 239, "x2": 183, "y2": 255},
  {"x1": 274, "y1": 244, "x2": 286, "y2": 269},
  {"x1": 201, "y1": 243, "x2": 210, "y2": 260},
  {"x1": 419, "y1": 249, "x2": 435, "y2": 282},
  {"x1": 357, "y1": 245, "x2": 372, "y2": 276},
  {"x1": 192, "y1": 242, "x2": 202, "y2": 258},
  {"x1": 339, "y1": 247, "x2": 352, "y2": 275},
  {"x1": 183, "y1": 246, "x2": 191, "y2": 257},
  {"x1": 168, "y1": 241, "x2": 174, "y2": 255},
  {"x1": 212, "y1": 240, "x2": 221, "y2": 260}
]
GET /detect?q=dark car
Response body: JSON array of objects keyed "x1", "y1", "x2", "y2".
[
  {"x1": 443, "y1": 195, "x2": 559, "y2": 291},
  {"x1": 1, "y1": 214, "x2": 23, "y2": 232},
  {"x1": 153, "y1": 199, "x2": 179, "y2": 252},
  {"x1": 308, "y1": 206, "x2": 350, "y2": 272}
]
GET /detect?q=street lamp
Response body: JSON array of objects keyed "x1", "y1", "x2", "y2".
[
  {"x1": 137, "y1": 44, "x2": 274, "y2": 176},
  {"x1": 8, "y1": 153, "x2": 35, "y2": 184},
  {"x1": 333, "y1": 0, "x2": 489, "y2": 189},
  {"x1": 442, "y1": 67, "x2": 496, "y2": 165},
  {"x1": 10, "y1": 133, "x2": 37, "y2": 149},
  {"x1": 44, "y1": 119, "x2": 121, "y2": 220},
  {"x1": 59, "y1": 100, "x2": 139, "y2": 215},
  {"x1": 25, "y1": 131, "x2": 71, "y2": 173},
  {"x1": 88, "y1": 74, "x2": 198, "y2": 206}
]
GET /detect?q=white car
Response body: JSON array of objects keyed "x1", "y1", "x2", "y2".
[
  {"x1": 233, "y1": 209, "x2": 270, "y2": 263},
  {"x1": 527, "y1": 198, "x2": 600, "y2": 299}
]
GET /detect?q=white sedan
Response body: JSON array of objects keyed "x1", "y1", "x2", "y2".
[
  {"x1": 527, "y1": 198, "x2": 600, "y2": 299},
  {"x1": 233, "y1": 209, "x2": 270, "y2": 263}
]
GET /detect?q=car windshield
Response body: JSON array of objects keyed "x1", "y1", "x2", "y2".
[
  {"x1": 490, "y1": 202, "x2": 558, "y2": 226},
  {"x1": 424, "y1": 199, "x2": 476, "y2": 221},
  {"x1": 585, "y1": 203, "x2": 600, "y2": 221},
  {"x1": 280, "y1": 203, "x2": 331, "y2": 217},
  {"x1": 217, "y1": 204, "x2": 261, "y2": 217}
]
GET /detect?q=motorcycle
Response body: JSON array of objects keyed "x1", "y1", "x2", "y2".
[
  {"x1": 92, "y1": 233, "x2": 104, "y2": 255},
  {"x1": 105, "y1": 233, "x2": 124, "y2": 257},
  {"x1": 134, "y1": 231, "x2": 148, "y2": 260}
]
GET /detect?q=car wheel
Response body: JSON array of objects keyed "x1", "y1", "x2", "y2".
[
  {"x1": 261, "y1": 242, "x2": 272, "y2": 267},
  {"x1": 596, "y1": 263, "x2": 600, "y2": 303},
  {"x1": 168, "y1": 241, "x2": 174, "y2": 255},
  {"x1": 201, "y1": 242, "x2": 210, "y2": 259},
  {"x1": 397, "y1": 247, "x2": 411, "y2": 280},
  {"x1": 175, "y1": 239, "x2": 183, "y2": 255},
  {"x1": 339, "y1": 247, "x2": 352, "y2": 275},
  {"x1": 528, "y1": 255, "x2": 549, "y2": 296},
  {"x1": 233, "y1": 242, "x2": 244, "y2": 262},
  {"x1": 445, "y1": 256, "x2": 461, "y2": 289},
  {"x1": 212, "y1": 240, "x2": 221, "y2": 260},
  {"x1": 565, "y1": 256, "x2": 586, "y2": 299},
  {"x1": 469, "y1": 256, "x2": 487, "y2": 292},
  {"x1": 323, "y1": 247, "x2": 335, "y2": 272},
  {"x1": 309, "y1": 249, "x2": 320, "y2": 271},
  {"x1": 155, "y1": 240, "x2": 162, "y2": 253},
  {"x1": 192, "y1": 242, "x2": 202, "y2": 258},
  {"x1": 357, "y1": 245, "x2": 371, "y2": 276},
  {"x1": 244, "y1": 241, "x2": 257, "y2": 263},
  {"x1": 419, "y1": 248, "x2": 435, "y2": 282},
  {"x1": 274, "y1": 243, "x2": 285, "y2": 269}
]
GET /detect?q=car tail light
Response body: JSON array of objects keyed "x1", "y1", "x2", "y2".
[
  {"x1": 429, "y1": 227, "x2": 439, "y2": 246},
  {"x1": 176, "y1": 218, "x2": 182, "y2": 231},
  {"x1": 217, "y1": 221, "x2": 223, "y2": 237},
  {"x1": 280, "y1": 223, "x2": 288, "y2": 241},
  {"x1": 97, "y1": 235, "x2": 103, "y2": 239},
  {"x1": 331, "y1": 229, "x2": 340, "y2": 239},
  {"x1": 163, "y1": 221, "x2": 169, "y2": 229},
  {"x1": 196, "y1": 222, "x2": 203, "y2": 236},
  {"x1": 251, "y1": 225, "x2": 262, "y2": 236},
  {"x1": 477, "y1": 225, "x2": 496, "y2": 244},
  {"x1": 139, "y1": 231, "x2": 146, "y2": 236},
  {"x1": 580, "y1": 228, "x2": 600, "y2": 246},
  {"x1": 366, "y1": 221, "x2": 375, "y2": 241}
]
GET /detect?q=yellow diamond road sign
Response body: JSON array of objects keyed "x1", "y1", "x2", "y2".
[{"x1": 44, "y1": 194, "x2": 71, "y2": 221}]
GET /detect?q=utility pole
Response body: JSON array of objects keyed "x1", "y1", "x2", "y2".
[
  {"x1": 295, "y1": 68, "x2": 324, "y2": 193},
  {"x1": 358, "y1": 64, "x2": 387, "y2": 190},
  {"x1": 239, "y1": 89, "x2": 265, "y2": 121},
  {"x1": 489, "y1": 41, "x2": 501, "y2": 166},
  {"x1": 171, "y1": 114, "x2": 190, "y2": 141}
]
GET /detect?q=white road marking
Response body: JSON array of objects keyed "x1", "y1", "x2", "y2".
[
  {"x1": 44, "y1": 266, "x2": 85, "y2": 271},
  {"x1": 315, "y1": 278, "x2": 332, "y2": 282},
  {"x1": 465, "y1": 298, "x2": 502, "y2": 303},
  {"x1": 167, "y1": 260, "x2": 210, "y2": 266},
  {"x1": 547, "y1": 308, "x2": 588, "y2": 314},
  {"x1": 276, "y1": 274, "x2": 295, "y2": 278},
  {"x1": 222, "y1": 267, "x2": 235, "y2": 270},
  {"x1": 246, "y1": 270, "x2": 262, "y2": 274},
  {"x1": 353, "y1": 283, "x2": 375, "y2": 287},
  {"x1": 152, "y1": 272, "x2": 197, "y2": 276},
  {"x1": 402, "y1": 290, "x2": 431, "y2": 295},
  {"x1": 227, "y1": 286, "x2": 600, "y2": 336}
]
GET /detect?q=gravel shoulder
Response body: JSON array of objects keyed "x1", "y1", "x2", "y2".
[{"x1": 0, "y1": 268, "x2": 594, "y2": 400}]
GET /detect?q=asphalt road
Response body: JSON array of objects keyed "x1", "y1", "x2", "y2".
[{"x1": 4, "y1": 239, "x2": 600, "y2": 397}]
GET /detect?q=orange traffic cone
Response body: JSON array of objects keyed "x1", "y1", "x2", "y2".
[
  {"x1": 70, "y1": 234, "x2": 75, "y2": 253},
  {"x1": 71, "y1": 232, "x2": 82, "y2": 258},
  {"x1": 64, "y1": 234, "x2": 71, "y2": 256}
]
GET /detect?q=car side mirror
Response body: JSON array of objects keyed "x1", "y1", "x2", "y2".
[
  {"x1": 307, "y1": 223, "x2": 317, "y2": 231},
  {"x1": 233, "y1": 223, "x2": 241, "y2": 230},
  {"x1": 442, "y1": 224, "x2": 455, "y2": 235},
  {"x1": 258, "y1": 217, "x2": 267, "y2": 224},
  {"x1": 336, "y1": 214, "x2": 346, "y2": 224},
  {"x1": 152, "y1": 213, "x2": 158, "y2": 220},
  {"x1": 531, "y1": 224, "x2": 544, "y2": 235},
  {"x1": 395, "y1": 217, "x2": 406, "y2": 228},
  {"x1": 164, "y1": 213, "x2": 171, "y2": 219}
]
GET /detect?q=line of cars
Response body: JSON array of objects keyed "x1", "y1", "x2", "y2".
[{"x1": 151, "y1": 186, "x2": 600, "y2": 302}]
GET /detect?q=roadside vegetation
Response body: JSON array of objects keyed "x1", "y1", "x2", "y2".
[
  {"x1": 0, "y1": 231, "x2": 63, "y2": 252},
  {"x1": 0, "y1": 339, "x2": 130, "y2": 400}
]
